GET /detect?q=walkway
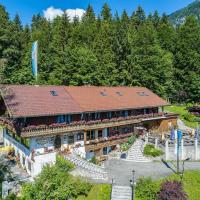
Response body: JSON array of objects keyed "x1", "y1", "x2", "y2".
[
  {"x1": 111, "y1": 185, "x2": 132, "y2": 200},
  {"x1": 104, "y1": 159, "x2": 200, "y2": 186},
  {"x1": 64, "y1": 153, "x2": 108, "y2": 181},
  {"x1": 126, "y1": 139, "x2": 151, "y2": 162}
]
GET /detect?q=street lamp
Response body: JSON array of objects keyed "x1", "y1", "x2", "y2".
[
  {"x1": 180, "y1": 157, "x2": 191, "y2": 181},
  {"x1": 130, "y1": 170, "x2": 135, "y2": 200}
]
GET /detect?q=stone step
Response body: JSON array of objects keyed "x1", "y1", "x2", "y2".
[
  {"x1": 111, "y1": 186, "x2": 132, "y2": 200},
  {"x1": 126, "y1": 139, "x2": 152, "y2": 162}
]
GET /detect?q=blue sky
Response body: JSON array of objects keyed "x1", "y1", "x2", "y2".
[{"x1": 0, "y1": 0, "x2": 195, "y2": 24}]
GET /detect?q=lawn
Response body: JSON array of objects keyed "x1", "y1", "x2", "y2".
[
  {"x1": 164, "y1": 105, "x2": 199, "y2": 128},
  {"x1": 163, "y1": 171, "x2": 200, "y2": 200},
  {"x1": 135, "y1": 171, "x2": 200, "y2": 200},
  {"x1": 76, "y1": 184, "x2": 111, "y2": 200}
]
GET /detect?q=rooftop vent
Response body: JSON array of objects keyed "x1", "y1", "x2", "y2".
[
  {"x1": 116, "y1": 91, "x2": 123, "y2": 96},
  {"x1": 50, "y1": 90, "x2": 58, "y2": 96},
  {"x1": 100, "y1": 91, "x2": 107, "y2": 96},
  {"x1": 137, "y1": 92, "x2": 149, "y2": 96}
]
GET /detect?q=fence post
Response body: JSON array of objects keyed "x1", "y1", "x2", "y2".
[
  {"x1": 181, "y1": 139, "x2": 184, "y2": 160},
  {"x1": 145, "y1": 133, "x2": 148, "y2": 144},
  {"x1": 165, "y1": 140, "x2": 169, "y2": 161},
  {"x1": 195, "y1": 139, "x2": 198, "y2": 161},
  {"x1": 155, "y1": 138, "x2": 158, "y2": 148}
]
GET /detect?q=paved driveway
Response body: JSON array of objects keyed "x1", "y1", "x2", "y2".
[{"x1": 104, "y1": 159, "x2": 200, "y2": 186}]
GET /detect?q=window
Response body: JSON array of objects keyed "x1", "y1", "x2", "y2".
[
  {"x1": 77, "y1": 132, "x2": 84, "y2": 141},
  {"x1": 66, "y1": 115, "x2": 72, "y2": 123},
  {"x1": 87, "y1": 130, "x2": 95, "y2": 140},
  {"x1": 57, "y1": 115, "x2": 65, "y2": 123},
  {"x1": 68, "y1": 135, "x2": 74, "y2": 144},
  {"x1": 50, "y1": 90, "x2": 58, "y2": 96},
  {"x1": 98, "y1": 130, "x2": 103, "y2": 138}
]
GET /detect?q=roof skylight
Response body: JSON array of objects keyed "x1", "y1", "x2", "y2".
[
  {"x1": 137, "y1": 92, "x2": 149, "y2": 96},
  {"x1": 50, "y1": 90, "x2": 58, "y2": 96},
  {"x1": 116, "y1": 91, "x2": 123, "y2": 96}
]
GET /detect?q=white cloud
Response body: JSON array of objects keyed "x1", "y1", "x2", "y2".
[
  {"x1": 43, "y1": 7, "x2": 86, "y2": 22},
  {"x1": 44, "y1": 7, "x2": 64, "y2": 21},
  {"x1": 65, "y1": 8, "x2": 85, "y2": 21}
]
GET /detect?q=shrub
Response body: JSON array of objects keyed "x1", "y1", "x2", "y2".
[
  {"x1": 56, "y1": 155, "x2": 75, "y2": 171},
  {"x1": 127, "y1": 135, "x2": 136, "y2": 145},
  {"x1": 90, "y1": 156, "x2": 100, "y2": 165},
  {"x1": 120, "y1": 143, "x2": 129, "y2": 151},
  {"x1": 183, "y1": 113, "x2": 200, "y2": 122},
  {"x1": 144, "y1": 144, "x2": 164, "y2": 157},
  {"x1": 20, "y1": 163, "x2": 92, "y2": 200},
  {"x1": 135, "y1": 177, "x2": 160, "y2": 200},
  {"x1": 157, "y1": 181, "x2": 188, "y2": 200}
]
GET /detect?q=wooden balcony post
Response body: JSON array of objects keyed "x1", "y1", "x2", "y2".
[{"x1": 84, "y1": 130, "x2": 87, "y2": 143}]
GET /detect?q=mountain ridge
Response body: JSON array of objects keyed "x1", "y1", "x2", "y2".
[{"x1": 169, "y1": 0, "x2": 200, "y2": 25}]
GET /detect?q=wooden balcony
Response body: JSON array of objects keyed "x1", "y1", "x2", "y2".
[
  {"x1": 85, "y1": 133, "x2": 133, "y2": 151},
  {"x1": 21, "y1": 118, "x2": 142, "y2": 138},
  {"x1": 0, "y1": 112, "x2": 178, "y2": 138}
]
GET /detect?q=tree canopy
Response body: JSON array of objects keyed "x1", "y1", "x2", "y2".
[{"x1": 0, "y1": 3, "x2": 200, "y2": 103}]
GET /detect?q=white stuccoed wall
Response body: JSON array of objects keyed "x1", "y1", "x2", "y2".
[
  {"x1": 31, "y1": 152, "x2": 56, "y2": 177},
  {"x1": 0, "y1": 126, "x2": 3, "y2": 144}
]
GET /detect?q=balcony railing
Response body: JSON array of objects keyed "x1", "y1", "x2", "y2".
[
  {"x1": 0, "y1": 112, "x2": 178, "y2": 138},
  {"x1": 85, "y1": 133, "x2": 133, "y2": 151}
]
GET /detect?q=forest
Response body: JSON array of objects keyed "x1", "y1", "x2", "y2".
[{"x1": 0, "y1": 3, "x2": 200, "y2": 103}]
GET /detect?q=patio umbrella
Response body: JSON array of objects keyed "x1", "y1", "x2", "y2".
[
  {"x1": 195, "y1": 127, "x2": 199, "y2": 139},
  {"x1": 170, "y1": 127, "x2": 175, "y2": 141}
]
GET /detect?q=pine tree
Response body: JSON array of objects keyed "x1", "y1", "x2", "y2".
[
  {"x1": 174, "y1": 16, "x2": 200, "y2": 102},
  {"x1": 129, "y1": 20, "x2": 173, "y2": 97}
]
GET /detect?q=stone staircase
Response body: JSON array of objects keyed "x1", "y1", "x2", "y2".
[
  {"x1": 111, "y1": 185, "x2": 132, "y2": 200},
  {"x1": 126, "y1": 139, "x2": 152, "y2": 162},
  {"x1": 64, "y1": 153, "x2": 108, "y2": 180}
]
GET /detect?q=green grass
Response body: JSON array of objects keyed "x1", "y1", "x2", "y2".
[
  {"x1": 162, "y1": 171, "x2": 200, "y2": 200},
  {"x1": 136, "y1": 171, "x2": 200, "y2": 200},
  {"x1": 143, "y1": 144, "x2": 164, "y2": 157},
  {"x1": 76, "y1": 184, "x2": 111, "y2": 200},
  {"x1": 164, "y1": 105, "x2": 198, "y2": 128}
]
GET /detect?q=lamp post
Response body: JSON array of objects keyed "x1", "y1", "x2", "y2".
[
  {"x1": 130, "y1": 170, "x2": 135, "y2": 200},
  {"x1": 180, "y1": 157, "x2": 190, "y2": 181}
]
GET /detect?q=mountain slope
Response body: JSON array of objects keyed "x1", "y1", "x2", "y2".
[{"x1": 169, "y1": 0, "x2": 200, "y2": 25}]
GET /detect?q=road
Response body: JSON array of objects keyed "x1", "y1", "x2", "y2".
[{"x1": 104, "y1": 159, "x2": 200, "y2": 186}]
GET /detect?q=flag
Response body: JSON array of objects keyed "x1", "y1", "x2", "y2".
[
  {"x1": 32, "y1": 41, "x2": 38, "y2": 79},
  {"x1": 170, "y1": 127, "x2": 175, "y2": 141},
  {"x1": 195, "y1": 128, "x2": 199, "y2": 139}
]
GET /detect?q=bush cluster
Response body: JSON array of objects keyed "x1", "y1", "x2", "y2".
[
  {"x1": 120, "y1": 135, "x2": 136, "y2": 151},
  {"x1": 157, "y1": 181, "x2": 188, "y2": 200},
  {"x1": 143, "y1": 144, "x2": 164, "y2": 157},
  {"x1": 135, "y1": 178, "x2": 160, "y2": 200}
]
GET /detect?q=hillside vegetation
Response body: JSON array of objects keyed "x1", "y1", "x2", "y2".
[{"x1": 169, "y1": 0, "x2": 200, "y2": 25}]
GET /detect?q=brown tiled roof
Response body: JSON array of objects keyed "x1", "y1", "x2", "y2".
[
  {"x1": 2, "y1": 85, "x2": 82, "y2": 117},
  {"x1": 1, "y1": 85, "x2": 169, "y2": 117}
]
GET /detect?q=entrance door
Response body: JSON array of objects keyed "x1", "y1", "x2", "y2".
[
  {"x1": 54, "y1": 135, "x2": 61, "y2": 149},
  {"x1": 103, "y1": 147, "x2": 107, "y2": 155}
]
